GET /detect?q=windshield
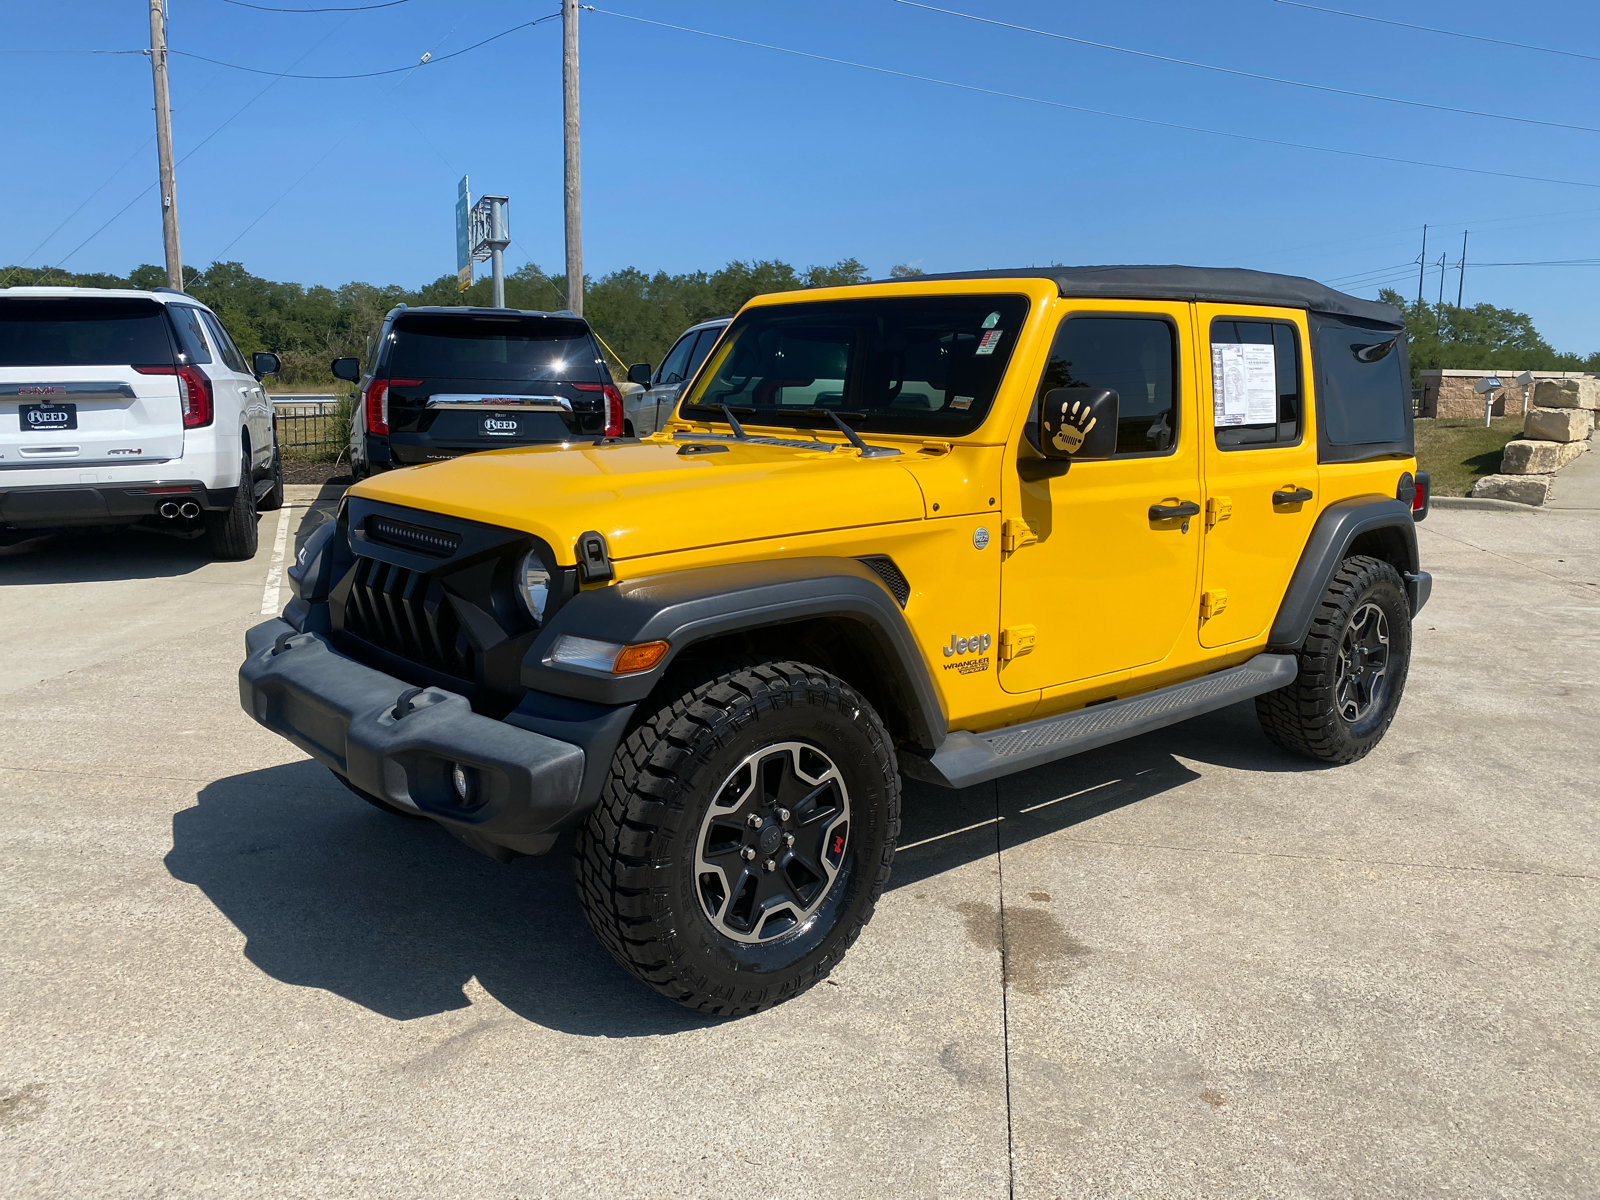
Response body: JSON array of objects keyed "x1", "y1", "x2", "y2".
[
  {"x1": 387, "y1": 314, "x2": 604, "y2": 383},
  {"x1": 0, "y1": 299, "x2": 174, "y2": 368},
  {"x1": 680, "y1": 295, "x2": 1029, "y2": 436}
]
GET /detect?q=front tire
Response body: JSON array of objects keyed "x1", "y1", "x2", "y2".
[
  {"x1": 575, "y1": 661, "x2": 901, "y2": 1016},
  {"x1": 204, "y1": 451, "x2": 260, "y2": 560},
  {"x1": 1256, "y1": 554, "x2": 1412, "y2": 764}
]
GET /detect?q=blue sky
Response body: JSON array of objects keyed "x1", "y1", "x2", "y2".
[{"x1": 5, "y1": 1, "x2": 1599, "y2": 350}]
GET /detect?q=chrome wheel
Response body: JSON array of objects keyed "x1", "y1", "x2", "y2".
[
  {"x1": 1336, "y1": 602, "x2": 1389, "y2": 723},
  {"x1": 694, "y1": 741, "x2": 850, "y2": 945}
]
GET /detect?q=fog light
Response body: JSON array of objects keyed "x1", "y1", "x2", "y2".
[{"x1": 451, "y1": 763, "x2": 471, "y2": 803}]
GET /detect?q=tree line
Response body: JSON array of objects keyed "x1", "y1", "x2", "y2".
[{"x1": 3, "y1": 260, "x2": 1590, "y2": 389}]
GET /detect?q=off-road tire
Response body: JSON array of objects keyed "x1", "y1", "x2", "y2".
[
  {"x1": 205, "y1": 452, "x2": 259, "y2": 560},
  {"x1": 1256, "y1": 554, "x2": 1412, "y2": 764},
  {"x1": 256, "y1": 440, "x2": 285, "y2": 512},
  {"x1": 331, "y1": 769, "x2": 427, "y2": 819},
  {"x1": 575, "y1": 660, "x2": 901, "y2": 1017}
]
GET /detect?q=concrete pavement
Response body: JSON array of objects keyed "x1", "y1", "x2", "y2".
[{"x1": 1, "y1": 492, "x2": 1596, "y2": 1197}]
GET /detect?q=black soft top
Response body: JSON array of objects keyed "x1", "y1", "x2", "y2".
[{"x1": 895, "y1": 265, "x2": 1401, "y2": 327}]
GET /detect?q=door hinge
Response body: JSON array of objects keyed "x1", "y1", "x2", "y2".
[
  {"x1": 999, "y1": 624, "x2": 1036, "y2": 663},
  {"x1": 1200, "y1": 589, "x2": 1229, "y2": 620},
  {"x1": 1206, "y1": 496, "x2": 1232, "y2": 529},
  {"x1": 1001, "y1": 519, "x2": 1038, "y2": 554}
]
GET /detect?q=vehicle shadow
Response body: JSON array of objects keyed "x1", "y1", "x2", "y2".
[
  {"x1": 0, "y1": 526, "x2": 210, "y2": 583},
  {"x1": 166, "y1": 701, "x2": 1320, "y2": 1033}
]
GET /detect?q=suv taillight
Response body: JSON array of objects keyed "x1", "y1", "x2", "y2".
[
  {"x1": 364, "y1": 378, "x2": 422, "y2": 438},
  {"x1": 575, "y1": 382, "x2": 625, "y2": 437},
  {"x1": 134, "y1": 363, "x2": 213, "y2": 428}
]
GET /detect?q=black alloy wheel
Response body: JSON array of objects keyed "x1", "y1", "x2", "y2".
[
  {"x1": 575, "y1": 660, "x2": 900, "y2": 1017},
  {"x1": 1256, "y1": 554, "x2": 1412, "y2": 764}
]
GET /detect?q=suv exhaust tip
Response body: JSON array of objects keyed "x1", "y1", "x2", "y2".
[
  {"x1": 178, "y1": 501, "x2": 200, "y2": 519},
  {"x1": 159, "y1": 501, "x2": 180, "y2": 519}
]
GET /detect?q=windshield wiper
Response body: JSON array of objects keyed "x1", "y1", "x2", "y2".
[
  {"x1": 719, "y1": 405, "x2": 750, "y2": 439},
  {"x1": 824, "y1": 410, "x2": 899, "y2": 458}
]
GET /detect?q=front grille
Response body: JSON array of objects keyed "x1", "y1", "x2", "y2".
[
  {"x1": 858, "y1": 555, "x2": 910, "y2": 607},
  {"x1": 342, "y1": 556, "x2": 475, "y2": 680},
  {"x1": 365, "y1": 515, "x2": 461, "y2": 557}
]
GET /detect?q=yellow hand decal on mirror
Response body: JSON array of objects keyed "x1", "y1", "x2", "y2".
[{"x1": 1051, "y1": 399, "x2": 1097, "y2": 455}]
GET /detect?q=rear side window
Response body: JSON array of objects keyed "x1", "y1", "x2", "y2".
[
  {"x1": 387, "y1": 315, "x2": 604, "y2": 383},
  {"x1": 685, "y1": 327, "x2": 723, "y2": 379},
  {"x1": 167, "y1": 305, "x2": 214, "y2": 365},
  {"x1": 655, "y1": 332, "x2": 697, "y2": 386},
  {"x1": 1210, "y1": 318, "x2": 1302, "y2": 449},
  {"x1": 0, "y1": 299, "x2": 174, "y2": 367},
  {"x1": 1034, "y1": 316, "x2": 1177, "y2": 456},
  {"x1": 198, "y1": 310, "x2": 250, "y2": 375},
  {"x1": 1317, "y1": 322, "x2": 1408, "y2": 446}
]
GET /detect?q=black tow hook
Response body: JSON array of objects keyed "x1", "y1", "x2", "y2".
[
  {"x1": 392, "y1": 687, "x2": 426, "y2": 720},
  {"x1": 272, "y1": 630, "x2": 298, "y2": 656}
]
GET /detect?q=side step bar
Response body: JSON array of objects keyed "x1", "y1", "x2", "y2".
[{"x1": 900, "y1": 653, "x2": 1297, "y2": 789}]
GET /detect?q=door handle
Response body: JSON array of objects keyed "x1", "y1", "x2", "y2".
[
  {"x1": 1149, "y1": 501, "x2": 1201, "y2": 521},
  {"x1": 1273, "y1": 487, "x2": 1314, "y2": 506}
]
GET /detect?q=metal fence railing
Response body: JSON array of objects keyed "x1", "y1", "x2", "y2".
[{"x1": 273, "y1": 396, "x2": 351, "y2": 462}]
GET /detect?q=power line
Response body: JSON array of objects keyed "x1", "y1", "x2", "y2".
[
  {"x1": 170, "y1": 12, "x2": 558, "y2": 79},
  {"x1": 894, "y1": 0, "x2": 1600, "y2": 137},
  {"x1": 216, "y1": 0, "x2": 408, "y2": 11},
  {"x1": 589, "y1": 8, "x2": 1600, "y2": 191},
  {"x1": 1273, "y1": 1, "x2": 1600, "y2": 66}
]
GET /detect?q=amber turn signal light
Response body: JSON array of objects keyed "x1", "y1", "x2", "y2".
[{"x1": 612, "y1": 640, "x2": 670, "y2": 674}]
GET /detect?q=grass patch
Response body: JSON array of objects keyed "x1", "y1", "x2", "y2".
[{"x1": 1413, "y1": 416, "x2": 1527, "y2": 496}]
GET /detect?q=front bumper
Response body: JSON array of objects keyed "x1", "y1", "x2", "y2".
[{"x1": 240, "y1": 618, "x2": 586, "y2": 858}]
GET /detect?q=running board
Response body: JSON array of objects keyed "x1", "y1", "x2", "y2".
[{"x1": 900, "y1": 653, "x2": 1297, "y2": 789}]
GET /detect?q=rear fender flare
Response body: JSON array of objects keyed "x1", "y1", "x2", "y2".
[
  {"x1": 1268, "y1": 496, "x2": 1420, "y2": 650},
  {"x1": 520, "y1": 556, "x2": 948, "y2": 749}
]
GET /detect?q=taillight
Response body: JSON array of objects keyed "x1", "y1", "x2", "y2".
[
  {"x1": 134, "y1": 363, "x2": 213, "y2": 428},
  {"x1": 363, "y1": 378, "x2": 421, "y2": 438},
  {"x1": 575, "y1": 382, "x2": 625, "y2": 437},
  {"x1": 1411, "y1": 470, "x2": 1431, "y2": 521}
]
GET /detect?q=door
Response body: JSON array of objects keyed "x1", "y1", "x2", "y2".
[
  {"x1": 999, "y1": 304, "x2": 1203, "y2": 693},
  {"x1": 644, "y1": 329, "x2": 700, "y2": 432},
  {"x1": 199, "y1": 310, "x2": 270, "y2": 471},
  {"x1": 1194, "y1": 305, "x2": 1320, "y2": 648}
]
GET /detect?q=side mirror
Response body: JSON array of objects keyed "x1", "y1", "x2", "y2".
[
  {"x1": 627, "y1": 362, "x2": 652, "y2": 386},
  {"x1": 330, "y1": 357, "x2": 361, "y2": 383},
  {"x1": 252, "y1": 351, "x2": 281, "y2": 378},
  {"x1": 1038, "y1": 387, "x2": 1119, "y2": 461}
]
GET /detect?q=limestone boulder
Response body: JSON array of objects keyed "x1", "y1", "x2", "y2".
[
  {"x1": 1499, "y1": 439, "x2": 1587, "y2": 474},
  {"x1": 1524, "y1": 406, "x2": 1594, "y2": 443},
  {"x1": 1532, "y1": 377, "x2": 1600, "y2": 410},
  {"x1": 1471, "y1": 473, "x2": 1552, "y2": 505}
]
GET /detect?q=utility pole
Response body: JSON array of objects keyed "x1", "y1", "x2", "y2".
[
  {"x1": 1457, "y1": 230, "x2": 1468, "y2": 307},
  {"x1": 147, "y1": 0, "x2": 183, "y2": 290},
  {"x1": 1415, "y1": 224, "x2": 1427, "y2": 305},
  {"x1": 1435, "y1": 252, "x2": 1446, "y2": 333},
  {"x1": 562, "y1": 0, "x2": 583, "y2": 316}
]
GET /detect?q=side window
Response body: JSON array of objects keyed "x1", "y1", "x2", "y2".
[
  {"x1": 1317, "y1": 322, "x2": 1408, "y2": 446},
  {"x1": 655, "y1": 333, "x2": 697, "y2": 386},
  {"x1": 685, "y1": 327, "x2": 722, "y2": 380},
  {"x1": 1034, "y1": 316, "x2": 1177, "y2": 456},
  {"x1": 1210, "y1": 319, "x2": 1302, "y2": 449},
  {"x1": 167, "y1": 305, "x2": 213, "y2": 365},
  {"x1": 199, "y1": 310, "x2": 250, "y2": 375}
]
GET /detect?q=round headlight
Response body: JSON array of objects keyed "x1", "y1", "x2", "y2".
[{"x1": 516, "y1": 550, "x2": 553, "y2": 624}]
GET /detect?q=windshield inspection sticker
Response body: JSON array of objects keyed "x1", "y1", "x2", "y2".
[
  {"x1": 1211, "y1": 342, "x2": 1277, "y2": 426},
  {"x1": 976, "y1": 329, "x2": 1004, "y2": 356},
  {"x1": 950, "y1": 395, "x2": 974, "y2": 410}
]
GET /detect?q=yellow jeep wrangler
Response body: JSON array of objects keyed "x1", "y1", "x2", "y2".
[{"x1": 241, "y1": 267, "x2": 1431, "y2": 1015}]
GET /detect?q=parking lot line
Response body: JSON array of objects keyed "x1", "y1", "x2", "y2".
[{"x1": 260, "y1": 504, "x2": 297, "y2": 615}]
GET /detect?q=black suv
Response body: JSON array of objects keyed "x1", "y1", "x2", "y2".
[{"x1": 338, "y1": 306, "x2": 622, "y2": 478}]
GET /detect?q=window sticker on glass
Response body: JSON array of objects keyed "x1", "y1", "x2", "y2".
[
  {"x1": 982, "y1": 311, "x2": 1001, "y2": 329},
  {"x1": 976, "y1": 329, "x2": 1004, "y2": 355},
  {"x1": 1211, "y1": 342, "x2": 1277, "y2": 426},
  {"x1": 951, "y1": 395, "x2": 974, "y2": 410}
]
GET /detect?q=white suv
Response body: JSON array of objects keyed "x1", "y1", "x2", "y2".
[{"x1": 0, "y1": 287, "x2": 282, "y2": 559}]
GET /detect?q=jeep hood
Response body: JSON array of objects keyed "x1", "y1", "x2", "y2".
[{"x1": 349, "y1": 438, "x2": 927, "y2": 563}]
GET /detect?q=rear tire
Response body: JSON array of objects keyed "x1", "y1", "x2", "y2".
[
  {"x1": 205, "y1": 452, "x2": 259, "y2": 560},
  {"x1": 1256, "y1": 554, "x2": 1412, "y2": 764},
  {"x1": 257, "y1": 440, "x2": 285, "y2": 512},
  {"x1": 574, "y1": 660, "x2": 901, "y2": 1017}
]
